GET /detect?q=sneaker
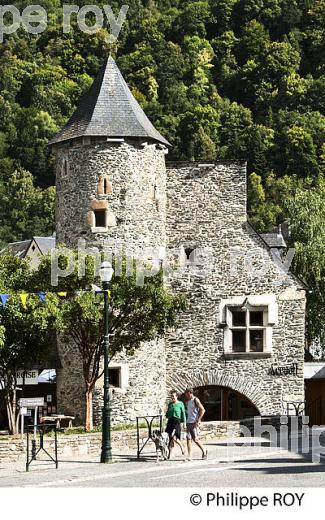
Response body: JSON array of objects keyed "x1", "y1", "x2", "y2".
[{"x1": 202, "y1": 450, "x2": 208, "y2": 460}]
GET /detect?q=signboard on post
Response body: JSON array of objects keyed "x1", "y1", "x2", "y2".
[
  {"x1": 18, "y1": 399, "x2": 44, "y2": 441},
  {"x1": 16, "y1": 370, "x2": 38, "y2": 386},
  {"x1": 18, "y1": 398, "x2": 45, "y2": 408}
]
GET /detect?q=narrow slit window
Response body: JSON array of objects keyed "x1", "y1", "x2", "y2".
[
  {"x1": 62, "y1": 158, "x2": 69, "y2": 176},
  {"x1": 185, "y1": 248, "x2": 195, "y2": 261}
]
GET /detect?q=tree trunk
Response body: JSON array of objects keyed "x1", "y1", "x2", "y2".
[
  {"x1": 85, "y1": 388, "x2": 93, "y2": 432},
  {"x1": 5, "y1": 389, "x2": 17, "y2": 435}
]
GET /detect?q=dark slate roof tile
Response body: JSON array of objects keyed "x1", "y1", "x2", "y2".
[{"x1": 48, "y1": 57, "x2": 169, "y2": 146}]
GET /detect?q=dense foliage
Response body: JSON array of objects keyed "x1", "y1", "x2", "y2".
[
  {"x1": 0, "y1": 0, "x2": 324, "y2": 344},
  {"x1": 0, "y1": 255, "x2": 57, "y2": 433},
  {"x1": 38, "y1": 252, "x2": 186, "y2": 430},
  {"x1": 0, "y1": 251, "x2": 186, "y2": 431}
]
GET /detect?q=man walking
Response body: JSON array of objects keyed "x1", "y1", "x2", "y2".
[{"x1": 184, "y1": 387, "x2": 207, "y2": 460}]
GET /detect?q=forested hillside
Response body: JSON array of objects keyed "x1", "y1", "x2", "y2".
[{"x1": 0, "y1": 0, "x2": 324, "y2": 345}]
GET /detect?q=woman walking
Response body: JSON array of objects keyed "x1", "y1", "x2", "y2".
[{"x1": 165, "y1": 390, "x2": 186, "y2": 458}]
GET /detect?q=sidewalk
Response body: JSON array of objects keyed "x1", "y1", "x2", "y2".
[{"x1": 0, "y1": 437, "x2": 283, "y2": 487}]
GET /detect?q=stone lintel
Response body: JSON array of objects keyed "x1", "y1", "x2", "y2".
[{"x1": 90, "y1": 200, "x2": 109, "y2": 211}]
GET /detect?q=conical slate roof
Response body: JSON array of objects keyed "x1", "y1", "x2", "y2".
[{"x1": 48, "y1": 57, "x2": 169, "y2": 146}]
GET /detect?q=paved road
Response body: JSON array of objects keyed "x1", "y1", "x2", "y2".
[{"x1": 1, "y1": 437, "x2": 325, "y2": 487}]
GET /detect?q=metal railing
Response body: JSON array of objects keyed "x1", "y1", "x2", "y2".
[
  {"x1": 284, "y1": 401, "x2": 305, "y2": 416},
  {"x1": 26, "y1": 424, "x2": 58, "y2": 472},
  {"x1": 136, "y1": 415, "x2": 163, "y2": 459}
]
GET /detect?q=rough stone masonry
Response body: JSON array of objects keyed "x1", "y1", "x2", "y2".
[{"x1": 50, "y1": 57, "x2": 306, "y2": 425}]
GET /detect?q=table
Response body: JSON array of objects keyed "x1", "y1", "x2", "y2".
[{"x1": 40, "y1": 415, "x2": 75, "y2": 429}]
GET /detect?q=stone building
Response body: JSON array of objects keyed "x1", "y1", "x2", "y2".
[
  {"x1": 49, "y1": 57, "x2": 306, "y2": 424},
  {"x1": 4, "y1": 236, "x2": 55, "y2": 269}
]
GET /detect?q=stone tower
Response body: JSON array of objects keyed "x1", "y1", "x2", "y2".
[
  {"x1": 49, "y1": 56, "x2": 306, "y2": 428},
  {"x1": 49, "y1": 57, "x2": 169, "y2": 423}
]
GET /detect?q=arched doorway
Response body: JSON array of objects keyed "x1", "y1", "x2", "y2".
[{"x1": 194, "y1": 386, "x2": 259, "y2": 421}]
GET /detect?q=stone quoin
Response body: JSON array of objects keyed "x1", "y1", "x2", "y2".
[{"x1": 49, "y1": 57, "x2": 306, "y2": 424}]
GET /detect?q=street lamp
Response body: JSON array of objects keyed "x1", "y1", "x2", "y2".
[{"x1": 100, "y1": 261, "x2": 114, "y2": 463}]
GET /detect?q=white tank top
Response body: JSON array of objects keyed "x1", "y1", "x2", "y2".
[{"x1": 187, "y1": 397, "x2": 199, "y2": 423}]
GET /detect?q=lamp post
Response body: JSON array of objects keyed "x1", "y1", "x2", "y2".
[{"x1": 100, "y1": 261, "x2": 114, "y2": 463}]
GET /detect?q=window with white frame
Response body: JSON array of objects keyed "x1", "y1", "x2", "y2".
[
  {"x1": 108, "y1": 363, "x2": 129, "y2": 390},
  {"x1": 220, "y1": 295, "x2": 278, "y2": 355},
  {"x1": 94, "y1": 209, "x2": 106, "y2": 228},
  {"x1": 229, "y1": 307, "x2": 267, "y2": 353}
]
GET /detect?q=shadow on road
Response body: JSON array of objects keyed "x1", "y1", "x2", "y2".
[
  {"x1": 234, "y1": 462, "x2": 325, "y2": 474},
  {"x1": 58, "y1": 453, "x2": 159, "y2": 464}
]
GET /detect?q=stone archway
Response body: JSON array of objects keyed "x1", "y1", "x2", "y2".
[
  {"x1": 167, "y1": 368, "x2": 270, "y2": 416},
  {"x1": 194, "y1": 386, "x2": 259, "y2": 421}
]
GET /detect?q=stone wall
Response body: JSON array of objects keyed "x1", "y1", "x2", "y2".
[
  {"x1": 54, "y1": 148, "x2": 306, "y2": 424},
  {"x1": 54, "y1": 137, "x2": 167, "y2": 250},
  {"x1": 0, "y1": 421, "x2": 241, "y2": 463},
  {"x1": 240, "y1": 415, "x2": 305, "y2": 435},
  {"x1": 54, "y1": 138, "x2": 168, "y2": 423},
  {"x1": 56, "y1": 337, "x2": 84, "y2": 423},
  {"x1": 165, "y1": 162, "x2": 306, "y2": 414},
  {"x1": 0, "y1": 439, "x2": 24, "y2": 464},
  {"x1": 93, "y1": 339, "x2": 167, "y2": 425}
]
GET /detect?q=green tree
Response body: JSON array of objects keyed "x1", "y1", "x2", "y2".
[
  {"x1": 248, "y1": 171, "x2": 306, "y2": 230},
  {"x1": 0, "y1": 255, "x2": 57, "y2": 434},
  {"x1": 1, "y1": 0, "x2": 325, "y2": 348},
  {"x1": 285, "y1": 179, "x2": 325, "y2": 348},
  {"x1": 31, "y1": 252, "x2": 187, "y2": 431},
  {"x1": 0, "y1": 168, "x2": 55, "y2": 247}
]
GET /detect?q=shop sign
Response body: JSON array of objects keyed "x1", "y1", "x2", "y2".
[
  {"x1": 269, "y1": 363, "x2": 298, "y2": 376},
  {"x1": 16, "y1": 370, "x2": 38, "y2": 385}
]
